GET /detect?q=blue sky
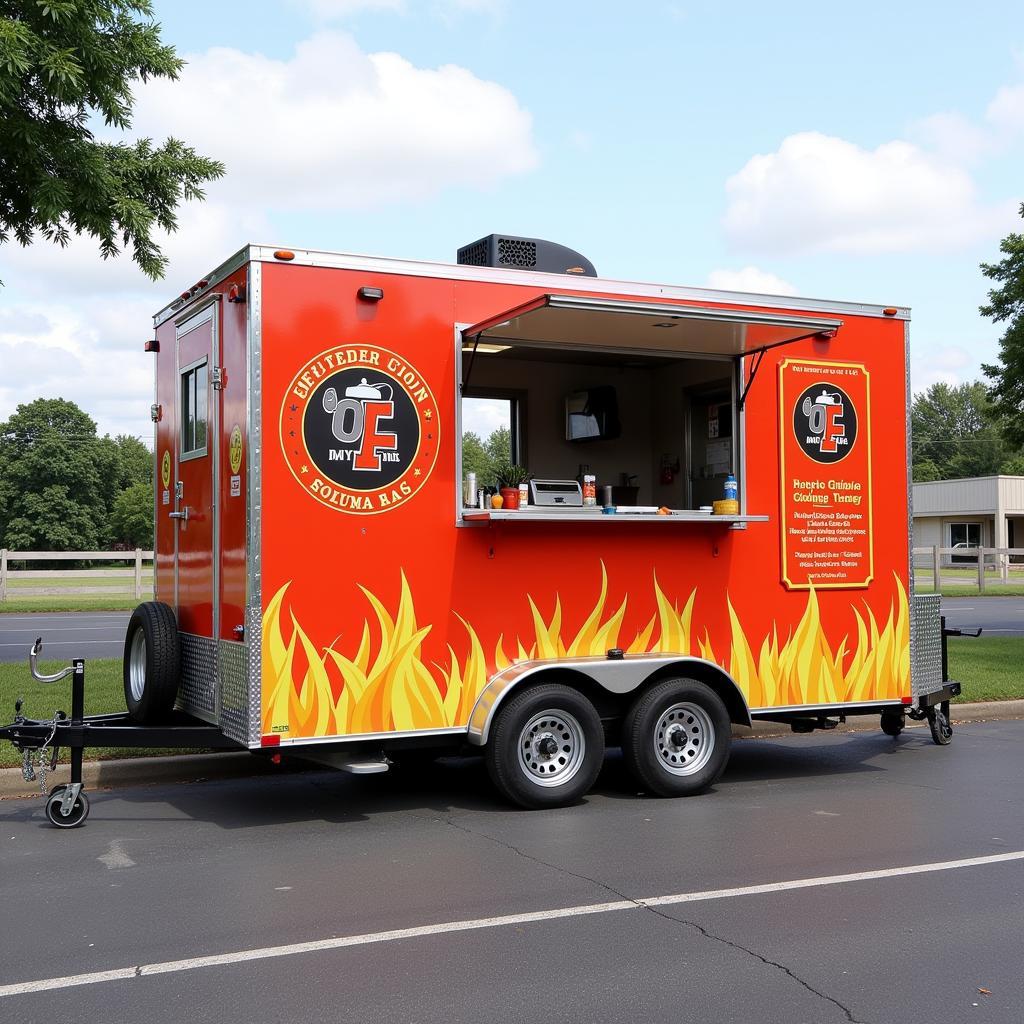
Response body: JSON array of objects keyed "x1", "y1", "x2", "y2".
[{"x1": 2, "y1": 0, "x2": 1023, "y2": 439}]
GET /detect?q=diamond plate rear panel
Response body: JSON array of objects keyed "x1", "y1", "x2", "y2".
[
  {"x1": 179, "y1": 632, "x2": 217, "y2": 719},
  {"x1": 219, "y1": 640, "x2": 250, "y2": 743},
  {"x1": 911, "y1": 593, "x2": 943, "y2": 697}
]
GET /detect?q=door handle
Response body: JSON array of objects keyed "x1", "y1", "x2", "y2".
[{"x1": 169, "y1": 507, "x2": 190, "y2": 522}]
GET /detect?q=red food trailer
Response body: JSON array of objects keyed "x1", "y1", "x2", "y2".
[{"x1": 4, "y1": 235, "x2": 962, "y2": 825}]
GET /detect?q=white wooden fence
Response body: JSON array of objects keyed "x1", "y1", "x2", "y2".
[
  {"x1": 912, "y1": 546, "x2": 1024, "y2": 592},
  {"x1": 0, "y1": 550, "x2": 155, "y2": 601}
]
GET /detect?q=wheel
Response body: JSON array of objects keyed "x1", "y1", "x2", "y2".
[
  {"x1": 880, "y1": 711, "x2": 904, "y2": 737},
  {"x1": 123, "y1": 601, "x2": 181, "y2": 724},
  {"x1": 928, "y1": 701, "x2": 953, "y2": 745},
  {"x1": 622, "y1": 678, "x2": 731, "y2": 797},
  {"x1": 45, "y1": 785, "x2": 89, "y2": 828},
  {"x1": 485, "y1": 683, "x2": 604, "y2": 809}
]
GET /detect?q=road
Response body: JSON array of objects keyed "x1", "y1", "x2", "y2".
[
  {"x1": 0, "y1": 612, "x2": 130, "y2": 663},
  {"x1": 1, "y1": 722, "x2": 1022, "y2": 1023},
  {"x1": 941, "y1": 596, "x2": 1023, "y2": 637}
]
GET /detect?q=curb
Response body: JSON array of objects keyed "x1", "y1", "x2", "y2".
[{"x1": 2, "y1": 701, "x2": 1023, "y2": 799}]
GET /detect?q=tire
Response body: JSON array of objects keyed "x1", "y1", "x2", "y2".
[
  {"x1": 45, "y1": 785, "x2": 89, "y2": 828},
  {"x1": 928, "y1": 701, "x2": 953, "y2": 745},
  {"x1": 622, "y1": 678, "x2": 731, "y2": 797},
  {"x1": 485, "y1": 683, "x2": 604, "y2": 809},
  {"x1": 123, "y1": 602, "x2": 181, "y2": 724},
  {"x1": 880, "y1": 711, "x2": 904, "y2": 737}
]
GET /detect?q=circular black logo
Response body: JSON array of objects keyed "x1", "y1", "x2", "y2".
[
  {"x1": 793, "y1": 382, "x2": 857, "y2": 464},
  {"x1": 303, "y1": 368, "x2": 420, "y2": 490}
]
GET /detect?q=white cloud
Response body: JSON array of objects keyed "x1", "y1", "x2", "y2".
[
  {"x1": 127, "y1": 32, "x2": 537, "y2": 211},
  {"x1": 909, "y1": 111, "x2": 995, "y2": 165},
  {"x1": 986, "y1": 83, "x2": 1024, "y2": 133},
  {"x1": 723, "y1": 131, "x2": 1010, "y2": 254},
  {"x1": 0, "y1": 303, "x2": 153, "y2": 439},
  {"x1": 705, "y1": 266, "x2": 798, "y2": 296}
]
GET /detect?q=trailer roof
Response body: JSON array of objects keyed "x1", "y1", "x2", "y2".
[{"x1": 153, "y1": 244, "x2": 911, "y2": 327}]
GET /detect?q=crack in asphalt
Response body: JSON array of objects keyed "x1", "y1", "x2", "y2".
[
  {"x1": 648, "y1": 905, "x2": 868, "y2": 1024},
  {"x1": 424, "y1": 811, "x2": 868, "y2": 1024}
]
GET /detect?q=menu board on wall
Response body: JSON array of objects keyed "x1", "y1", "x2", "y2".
[{"x1": 779, "y1": 359, "x2": 873, "y2": 590}]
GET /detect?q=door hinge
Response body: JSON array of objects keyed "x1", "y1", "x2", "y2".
[{"x1": 211, "y1": 366, "x2": 225, "y2": 390}]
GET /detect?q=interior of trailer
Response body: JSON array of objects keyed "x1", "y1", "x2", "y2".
[{"x1": 456, "y1": 294, "x2": 842, "y2": 522}]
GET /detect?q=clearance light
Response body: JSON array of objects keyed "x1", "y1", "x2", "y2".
[
  {"x1": 273, "y1": 250, "x2": 295, "y2": 261},
  {"x1": 357, "y1": 286, "x2": 384, "y2": 302},
  {"x1": 883, "y1": 307, "x2": 899, "y2": 316}
]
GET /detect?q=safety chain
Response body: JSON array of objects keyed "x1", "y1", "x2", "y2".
[{"x1": 20, "y1": 712, "x2": 62, "y2": 794}]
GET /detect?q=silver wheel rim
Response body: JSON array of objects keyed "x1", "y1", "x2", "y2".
[
  {"x1": 129, "y1": 629, "x2": 147, "y2": 702},
  {"x1": 654, "y1": 702, "x2": 715, "y2": 776},
  {"x1": 517, "y1": 710, "x2": 586, "y2": 787}
]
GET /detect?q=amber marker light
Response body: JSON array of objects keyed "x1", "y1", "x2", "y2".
[
  {"x1": 273, "y1": 250, "x2": 296, "y2": 261},
  {"x1": 883, "y1": 307, "x2": 898, "y2": 316}
]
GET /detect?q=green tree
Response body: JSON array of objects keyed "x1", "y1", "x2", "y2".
[
  {"x1": 4, "y1": 484, "x2": 100, "y2": 550},
  {"x1": 982, "y1": 202, "x2": 1024, "y2": 450},
  {"x1": 110, "y1": 480, "x2": 152, "y2": 547},
  {"x1": 911, "y1": 381, "x2": 1014, "y2": 481},
  {"x1": 484, "y1": 426, "x2": 511, "y2": 471},
  {"x1": 0, "y1": 1, "x2": 224, "y2": 280},
  {"x1": 461, "y1": 431, "x2": 490, "y2": 482}
]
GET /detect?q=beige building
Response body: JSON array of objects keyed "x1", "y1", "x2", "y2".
[{"x1": 912, "y1": 475, "x2": 1024, "y2": 563}]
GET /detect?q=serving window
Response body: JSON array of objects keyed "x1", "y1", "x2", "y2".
[{"x1": 456, "y1": 294, "x2": 840, "y2": 524}]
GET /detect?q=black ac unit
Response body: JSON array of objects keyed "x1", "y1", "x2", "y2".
[{"x1": 457, "y1": 234, "x2": 596, "y2": 277}]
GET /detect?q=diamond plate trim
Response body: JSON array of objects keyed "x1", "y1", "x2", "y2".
[
  {"x1": 179, "y1": 632, "x2": 217, "y2": 718},
  {"x1": 246, "y1": 604, "x2": 262, "y2": 745},
  {"x1": 911, "y1": 593, "x2": 942, "y2": 697},
  {"x1": 219, "y1": 640, "x2": 249, "y2": 743}
]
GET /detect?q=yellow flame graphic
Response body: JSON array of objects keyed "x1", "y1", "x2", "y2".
[{"x1": 262, "y1": 565, "x2": 910, "y2": 738}]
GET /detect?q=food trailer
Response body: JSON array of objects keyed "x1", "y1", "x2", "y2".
[{"x1": 2, "y1": 235, "x2": 963, "y2": 825}]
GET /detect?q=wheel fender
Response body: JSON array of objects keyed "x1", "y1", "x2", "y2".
[{"x1": 467, "y1": 655, "x2": 750, "y2": 746}]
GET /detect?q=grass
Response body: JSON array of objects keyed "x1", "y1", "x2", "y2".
[
  {"x1": 0, "y1": 596, "x2": 144, "y2": 612},
  {"x1": 914, "y1": 585, "x2": 1024, "y2": 597},
  {"x1": 0, "y1": 658, "x2": 204, "y2": 768},
  {"x1": 948, "y1": 636, "x2": 1024, "y2": 704}
]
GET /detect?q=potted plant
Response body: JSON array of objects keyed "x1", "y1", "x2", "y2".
[{"x1": 495, "y1": 463, "x2": 527, "y2": 510}]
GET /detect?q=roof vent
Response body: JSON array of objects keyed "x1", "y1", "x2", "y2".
[{"x1": 457, "y1": 234, "x2": 596, "y2": 277}]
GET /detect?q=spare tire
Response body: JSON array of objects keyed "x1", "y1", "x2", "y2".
[{"x1": 123, "y1": 602, "x2": 181, "y2": 724}]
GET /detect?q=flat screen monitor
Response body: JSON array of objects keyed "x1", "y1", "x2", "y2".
[{"x1": 566, "y1": 386, "x2": 620, "y2": 442}]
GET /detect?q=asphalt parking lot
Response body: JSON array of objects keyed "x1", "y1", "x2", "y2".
[{"x1": 1, "y1": 721, "x2": 1022, "y2": 1023}]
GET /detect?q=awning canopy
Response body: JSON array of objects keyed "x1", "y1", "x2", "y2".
[{"x1": 462, "y1": 294, "x2": 842, "y2": 359}]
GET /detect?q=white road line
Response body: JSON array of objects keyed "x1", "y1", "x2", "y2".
[{"x1": 1, "y1": 849, "x2": 1021, "y2": 999}]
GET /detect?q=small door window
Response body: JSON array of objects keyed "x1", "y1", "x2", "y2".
[{"x1": 180, "y1": 360, "x2": 208, "y2": 458}]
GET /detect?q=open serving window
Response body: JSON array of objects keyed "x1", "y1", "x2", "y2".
[{"x1": 457, "y1": 294, "x2": 841, "y2": 525}]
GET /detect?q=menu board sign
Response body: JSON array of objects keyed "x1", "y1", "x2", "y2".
[{"x1": 778, "y1": 359, "x2": 873, "y2": 589}]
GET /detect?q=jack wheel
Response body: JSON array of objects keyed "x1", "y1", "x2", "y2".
[
  {"x1": 880, "y1": 711, "x2": 904, "y2": 737},
  {"x1": 928, "y1": 701, "x2": 953, "y2": 745},
  {"x1": 45, "y1": 785, "x2": 89, "y2": 828}
]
